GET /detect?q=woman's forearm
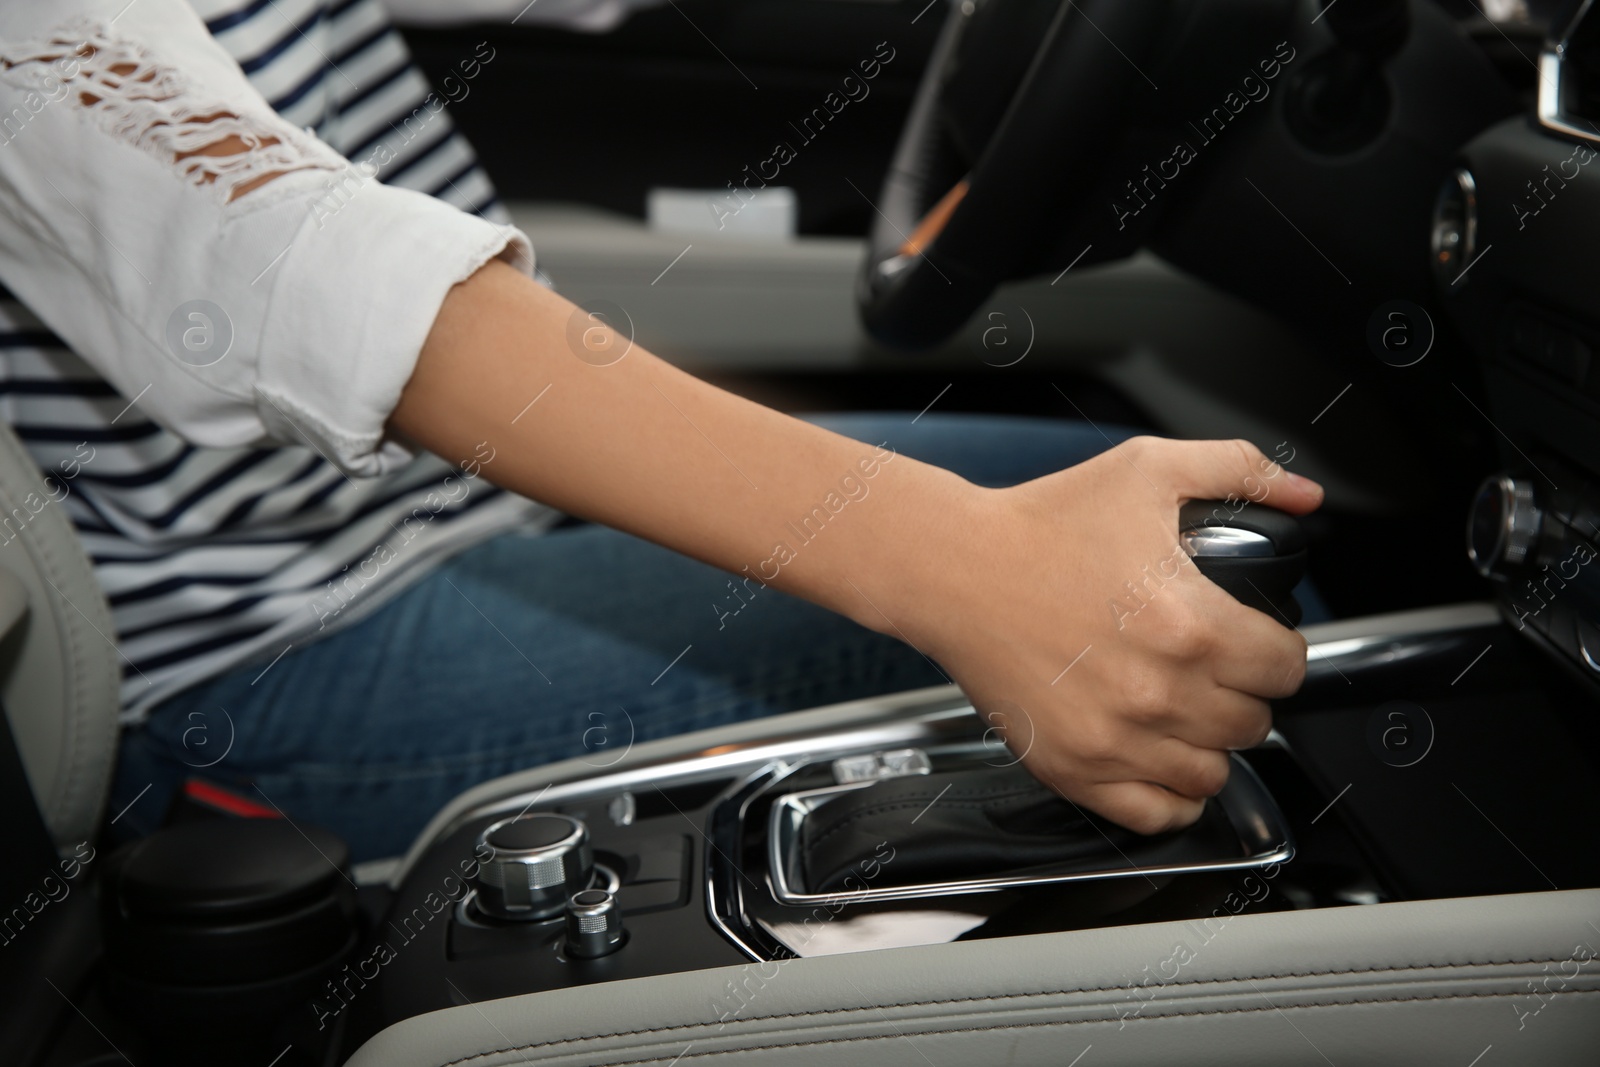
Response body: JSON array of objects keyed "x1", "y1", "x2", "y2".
[{"x1": 389, "y1": 259, "x2": 973, "y2": 642}]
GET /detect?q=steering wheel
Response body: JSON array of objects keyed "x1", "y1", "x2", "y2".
[{"x1": 858, "y1": 0, "x2": 1174, "y2": 350}]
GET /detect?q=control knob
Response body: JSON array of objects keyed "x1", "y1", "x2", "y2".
[
  {"x1": 1467, "y1": 475, "x2": 1542, "y2": 578},
  {"x1": 564, "y1": 888, "x2": 626, "y2": 958},
  {"x1": 473, "y1": 813, "x2": 592, "y2": 921}
]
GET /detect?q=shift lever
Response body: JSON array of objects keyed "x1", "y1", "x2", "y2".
[
  {"x1": 1180, "y1": 499, "x2": 1307, "y2": 626},
  {"x1": 794, "y1": 500, "x2": 1308, "y2": 891}
]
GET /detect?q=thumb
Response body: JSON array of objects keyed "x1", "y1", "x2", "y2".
[{"x1": 1152, "y1": 439, "x2": 1324, "y2": 516}]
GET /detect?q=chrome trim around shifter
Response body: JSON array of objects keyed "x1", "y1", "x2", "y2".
[{"x1": 764, "y1": 752, "x2": 1294, "y2": 906}]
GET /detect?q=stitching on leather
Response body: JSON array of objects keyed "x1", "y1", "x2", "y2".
[
  {"x1": 540, "y1": 989, "x2": 1600, "y2": 1067},
  {"x1": 433, "y1": 957, "x2": 1592, "y2": 1066},
  {"x1": 442, "y1": 988, "x2": 1600, "y2": 1067}
]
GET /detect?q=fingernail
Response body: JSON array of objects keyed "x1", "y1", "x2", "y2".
[{"x1": 1286, "y1": 471, "x2": 1322, "y2": 496}]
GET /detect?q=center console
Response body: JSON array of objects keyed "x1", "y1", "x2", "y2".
[
  {"x1": 327, "y1": 593, "x2": 1600, "y2": 1056},
  {"x1": 370, "y1": 700, "x2": 1312, "y2": 1011},
  {"x1": 60, "y1": 579, "x2": 1600, "y2": 1066}
]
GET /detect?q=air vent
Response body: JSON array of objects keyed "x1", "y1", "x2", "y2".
[{"x1": 1540, "y1": 0, "x2": 1600, "y2": 142}]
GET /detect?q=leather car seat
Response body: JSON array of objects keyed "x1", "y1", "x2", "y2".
[{"x1": 0, "y1": 418, "x2": 119, "y2": 853}]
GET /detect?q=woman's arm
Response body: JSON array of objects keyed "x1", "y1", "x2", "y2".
[
  {"x1": 392, "y1": 260, "x2": 1325, "y2": 834},
  {"x1": 393, "y1": 261, "x2": 966, "y2": 636}
]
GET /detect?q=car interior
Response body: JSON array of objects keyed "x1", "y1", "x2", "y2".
[{"x1": 4, "y1": 0, "x2": 1600, "y2": 1063}]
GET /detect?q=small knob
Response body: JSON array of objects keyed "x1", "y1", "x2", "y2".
[
  {"x1": 1467, "y1": 475, "x2": 1542, "y2": 578},
  {"x1": 564, "y1": 888, "x2": 625, "y2": 958},
  {"x1": 474, "y1": 813, "x2": 592, "y2": 921}
]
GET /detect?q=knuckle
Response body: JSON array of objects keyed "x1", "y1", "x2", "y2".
[
  {"x1": 1228, "y1": 437, "x2": 1265, "y2": 470},
  {"x1": 1148, "y1": 602, "x2": 1207, "y2": 660},
  {"x1": 1242, "y1": 706, "x2": 1274, "y2": 748},
  {"x1": 1191, "y1": 757, "x2": 1231, "y2": 798},
  {"x1": 1274, "y1": 638, "x2": 1309, "y2": 695},
  {"x1": 1021, "y1": 755, "x2": 1070, "y2": 797},
  {"x1": 1229, "y1": 439, "x2": 1271, "y2": 501},
  {"x1": 1126, "y1": 806, "x2": 1173, "y2": 836},
  {"x1": 1074, "y1": 718, "x2": 1124, "y2": 763},
  {"x1": 1120, "y1": 665, "x2": 1175, "y2": 720},
  {"x1": 1281, "y1": 657, "x2": 1308, "y2": 696},
  {"x1": 1137, "y1": 797, "x2": 1201, "y2": 836},
  {"x1": 1166, "y1": 799, "x2": 1207, "y2": 832}
]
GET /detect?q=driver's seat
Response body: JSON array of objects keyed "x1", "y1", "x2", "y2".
[
  {"x1": 0, "y1": 417, "x2": 120, "y2": 1066},
  {"x1": 0, "y1": 417, "x2": 119, "y2": 854}
]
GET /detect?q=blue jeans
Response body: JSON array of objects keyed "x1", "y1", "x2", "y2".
[{"x1": 109, "y1": 413, "x2": 1139, "y2": 861}]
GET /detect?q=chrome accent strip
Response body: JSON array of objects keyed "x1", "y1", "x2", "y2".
[
  {"x1": 704, "y1": 760, "x2": 804, "y2": 962},
  {"x1": 388, "y1": 687, "x2": 969, "y2": 884},
  {"x1": 1580, "y1": 628, "x2": 1600, "y2": 673},
  {"x1": 456, "y1": 709, "x2": 969, "y2": 834},
  {"x1": 1296, "y1": 601, "x2": 1500, "y2": 645},
  {"x1": 1538, "y1": 0, "x2": 1600, "y2": 145},
  {"x1": 1181, "y1": 526, "x2": 1275, "y2": 558},
  {"x1": 1301, "y1": 604, "x2": 1504, "y2": 679},
  {"x1": 1431, "y1": 167, "x2": 1477, "y2": 288}
]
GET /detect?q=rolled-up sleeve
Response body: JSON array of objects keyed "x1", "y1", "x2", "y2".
[{"x1": 0, "y1": 0, "x2": 532, "y2": 476}]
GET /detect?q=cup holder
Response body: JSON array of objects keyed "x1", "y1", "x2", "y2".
[{"x1": 100, "y1": 819, "x2": 358, "y2": 1061}]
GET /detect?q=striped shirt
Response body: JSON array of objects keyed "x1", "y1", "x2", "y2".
[{"x1": 0, "y1": 0, "x2": 553, "y2": 723}]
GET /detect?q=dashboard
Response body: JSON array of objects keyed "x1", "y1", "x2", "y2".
[{"x1": 1441, "y1": 0, "x2": 1600, "y2": 688}]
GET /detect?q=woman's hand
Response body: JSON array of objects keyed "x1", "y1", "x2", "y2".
[{"x1": 900, "y1": 437, "x2": 1323, "y2": 834}]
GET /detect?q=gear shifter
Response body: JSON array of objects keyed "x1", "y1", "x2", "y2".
[
  {"x1": 794, "y1": 500, "x2": 1307, "y2": 889},
  {"x1": 1180, "y1": 499, "x2": 1307, "y2": 626}
]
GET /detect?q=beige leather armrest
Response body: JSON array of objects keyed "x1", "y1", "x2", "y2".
[{"x1": 346, "y1": 888, "x2": 1600, "y2": 1066}]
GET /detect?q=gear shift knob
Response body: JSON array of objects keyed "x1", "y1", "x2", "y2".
[{"x1": 1179, "y1": 500, "x2": 1308, "y2": 626}]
